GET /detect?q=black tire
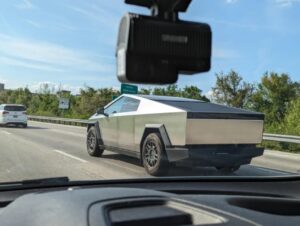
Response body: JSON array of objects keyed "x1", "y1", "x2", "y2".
[
  {"x1": 86, "y1": 126, "x2": 104, "y2": 157},
  {"x1": 142, "y1": 133, "x2": 169, "y2": 176},
  {"x1": 216, "y1": 166, "x2": 240, "y2": 174},
  {"x1": 23, "y1": 124, "x2": 27, "y2": 128}
]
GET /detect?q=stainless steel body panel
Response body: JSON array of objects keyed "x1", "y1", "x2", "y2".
[
  {"x1": 134, "y1": 112, "x2": 187, "y2": 151},
  {"x1": 186, "y1": 119, "x2": 264, "y2": 144},
  {"x1": 97, "y1": 112, "x2": 187, "y2": 153},
  {"x1": 117, "y1": 115, "x2": 135, "y2": 150},
  {"x1": 98, "y1": 115, "x2": 118, "y2": 147}
]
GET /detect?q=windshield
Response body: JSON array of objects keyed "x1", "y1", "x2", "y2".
[
  {"x1": 3, "y1": 105, "x2": 26, "y2": 111},
  {"x1": 0, "y1": 0, "x2": 299, "y2": 183}
]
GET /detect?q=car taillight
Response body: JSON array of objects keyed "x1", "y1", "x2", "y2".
[{"x1": 2, "y1": 111, "x2": 9, "y2": 115}]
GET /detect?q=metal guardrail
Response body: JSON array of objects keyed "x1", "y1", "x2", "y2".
[
  {"x1": 28, "y1": 115, "x2": 300, "y2": 144},
  {"x1": 263, "y1": 133, "x2": 300, "y2": 144},
  {"x1": 28, "y1": 115, "x2": 89, "y2": 127}
]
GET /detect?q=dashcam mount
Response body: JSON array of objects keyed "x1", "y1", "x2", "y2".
[{"x1": 125, "y1": 0, "x2": 192, "y2": 21}]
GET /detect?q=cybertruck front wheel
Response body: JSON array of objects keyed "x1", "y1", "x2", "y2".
[
  {"x1": 142, "y1": 133, "x2": 169, "y2": 176},
  {"x1": 87, "y1": 126, "x2": 104, "y2": 157}
]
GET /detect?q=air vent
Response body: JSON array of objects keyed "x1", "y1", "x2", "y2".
[
  {"x1": 102, "y1": 199, "x2": 226, "y2": 226},
  {"x1": 110, "y1": 204, "x2": 192, "y2": 226}
]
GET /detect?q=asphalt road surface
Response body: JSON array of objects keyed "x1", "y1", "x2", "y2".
[{"x1": 0, "y1": 121, "x2": 299, "y2": 182}]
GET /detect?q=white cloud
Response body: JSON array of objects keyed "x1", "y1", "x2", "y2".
[
  {"x1": 0, "y1": 34, "x2": 114, "y2": 73},
  {"x1": 205, "y1": 90, "x2": 214, "y2": 100},
  {"x1": 112, "y1": 86, "x2": 120, "y2": 92},
  {"x1": 0, "y1": 74, "x2": 115, "y2": 93},
  {"x1": 196, "y1": 16, "x2": 263, "y2": 32},
  {"x1": 0, "y1": 56, "x2": 63, "y2": 72},
  {"x1": 69, "y1": 5, "x2": 119, "y2": 31},
  {"x1": 28, "y1": 81, "x2": 81, "y2": 94},
  {"x1": 225, "y1": 0, "x2": 238, "y2": 4},
  {"x1": 26, "y1": 20, "x2": 41, "y2": 28},
  {"x1": 213, "y1": 19, "x2": 258, "y2": 30},
  {"x1": 15, "y1": 0, "x2": 35, "y2": 9},
  {"x1": 56, "y1": 24, "x2": 78, "y2": 31},
  {"x1": 0, "y1": 76, "x2": 21, "y2": 90},
  {"x1": 275, "y1": 0, "x2": 300, "y2": 7},
  {"x1": 213, "y1": 48, "x2": 239, "y2": 59}
]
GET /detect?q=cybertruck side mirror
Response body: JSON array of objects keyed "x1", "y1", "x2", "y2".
[{"x1": 97, "y1": 107, "x2": 108, "y2": 117}]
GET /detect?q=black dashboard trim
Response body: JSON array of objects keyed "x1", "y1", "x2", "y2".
[{"x1": 0, "y1": 175, "x2": 300, "y2": 192}]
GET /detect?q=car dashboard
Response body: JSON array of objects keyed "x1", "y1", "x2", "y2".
[{"x1": 0, "y1": 177, "x2": 300, "y2": 225}]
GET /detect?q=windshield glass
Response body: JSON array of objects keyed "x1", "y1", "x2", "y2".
[
  {"x1": 4, "y1": 106, "x2": 26, "y2": 111},
  {"x1": 0, "y1": 0, "x2": 299, "y2": 183}
]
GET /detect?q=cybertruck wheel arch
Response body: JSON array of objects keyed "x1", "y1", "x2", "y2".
[
  {"x1": 87, "y1": 121, "x2": 103, "y2": 144},
  {"x1": 139, "y1": 124, "x2": 171, "y2": 162},
  {"x1": 140, "y1": 124, "x2": 171, "y2": 145}
]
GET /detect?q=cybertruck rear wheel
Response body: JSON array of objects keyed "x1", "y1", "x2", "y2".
[
  {"x1": 87, "y1": 126, "x2": 104, "y2": 157},
  {"x1": 142, "y1": 133, "x2": 169, "y2": 176}
]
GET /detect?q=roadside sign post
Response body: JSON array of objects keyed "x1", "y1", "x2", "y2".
[
  {"x1": 112, "y1": 95, "x2": 119, "y2": 100},
  {"x1": 59, "y1": 98, "x2": 70, "y2": 110}
]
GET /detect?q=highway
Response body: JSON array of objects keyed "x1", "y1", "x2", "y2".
[{"x1": 0, "y1": 121, "x2": 299, "y2": 182}]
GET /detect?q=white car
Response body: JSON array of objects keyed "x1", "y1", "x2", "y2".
[{"x1": 0, "y1": 104, "x2": 28, "y2": 128}]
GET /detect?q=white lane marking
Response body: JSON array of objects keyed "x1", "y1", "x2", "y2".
[
  {"x1": 1, "y1": 131, "x2": 11, "y2": 135},
  {"x1": 53, "y1": 149, "x2": 88, "y2": 163}
]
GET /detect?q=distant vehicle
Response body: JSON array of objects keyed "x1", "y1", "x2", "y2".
[
  {"x1": 86, "y1": 95, "x2": 264, "y2": 176},
  {"x1": 0, "y1": 104, "x2": 28, "y2": 128}
]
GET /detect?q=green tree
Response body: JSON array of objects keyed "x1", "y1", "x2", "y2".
[
  {"x1": 15, "y1": 88, "x2": 32, "y2": 107},
  {"x1": 165, "y1": 85, "x2": 181, "y2": 97},
  {"x1": 182, "y1": 86, "x2": 209, "y2": 102},
  {"x1": 279, "y1": 98, "x2": 300, "y2": 136},
  {"x1": 0, "y1": 91, "x2": 9, "y2": 104},
  {"x1": 250, "y1": 72, "x2": 299, "y2": 125},
  {"x1": 212, "y1": 70, "x2": 254, "y2": 108},
  {"x1": 152, "y1": 85, "x2": 182, "y2": 96},
  {"x1": 138, "y1": 88, "x2": 151, "y2": 95},
  {"x1": 152, "y1": 87, "x2": 167, "y2": 96},
  {"x1": 72, "y1": 87, "x2": 119, "y2": 118}
]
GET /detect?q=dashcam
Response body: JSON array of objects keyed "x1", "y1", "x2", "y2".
[{"x1": 116, "y1": 0, "x2": 212, "y2": 84}]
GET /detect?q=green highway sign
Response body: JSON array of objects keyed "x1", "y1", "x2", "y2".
[
  {"x1": 112, "y1": 95, "x2": 119, "y2": 100},
  {"x1": 121, "y1": 83, "x2": 138, "y2": 94}
]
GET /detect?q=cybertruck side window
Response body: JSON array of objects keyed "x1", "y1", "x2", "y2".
[
  {"x1": 120, "y1": 97, "x2": 140, "y2": 113},
  {"x1": 104, "y1": 97, "x2": 126, "y2": 115}
]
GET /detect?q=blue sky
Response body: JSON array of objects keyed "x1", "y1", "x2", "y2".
[{"x1": 0, "y1": 0, "x2": 299, "y2": 95}]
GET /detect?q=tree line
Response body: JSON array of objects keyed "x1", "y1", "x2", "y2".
[
  {"x1": 0, "y1": 71, "x2": 299, "y2": 151},
  {"x1": 0, "y1": 84, "x2": 209, "y2": 119}
]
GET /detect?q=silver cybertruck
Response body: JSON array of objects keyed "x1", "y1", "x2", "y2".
[{"x1": 86, "y1": 94, "x2": 264, "y2": 176}]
